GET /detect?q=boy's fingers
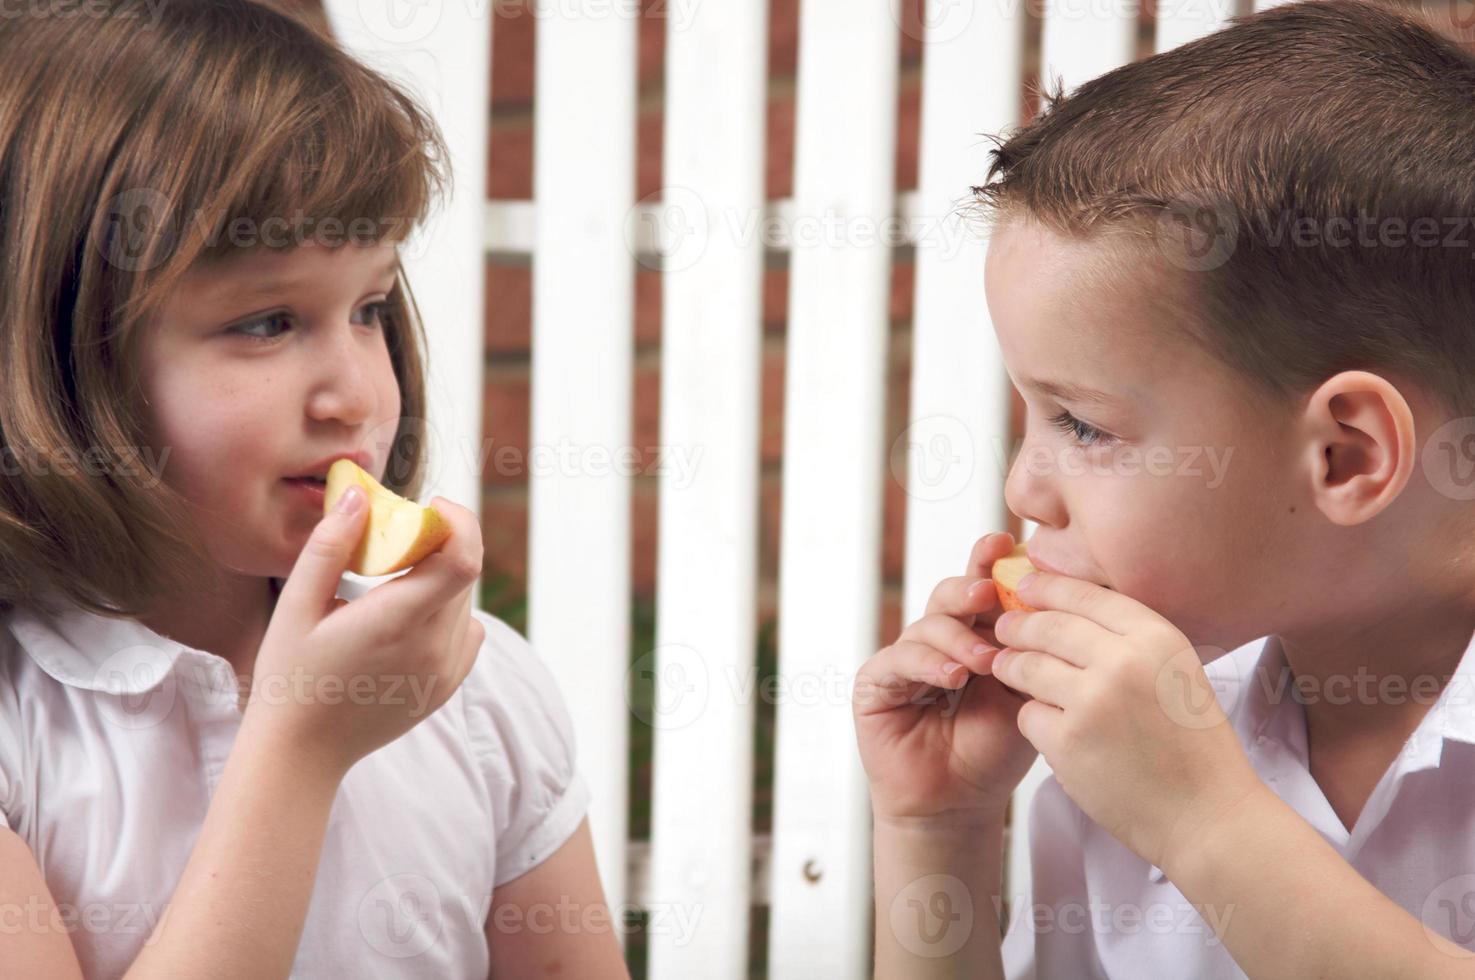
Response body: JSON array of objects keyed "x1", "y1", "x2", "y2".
[
  {"x1": 924, "y1": 575, "x2": 997, "y2": 618},
  {"x1": 966, "y1": 532, "x2": 1016, "y2": 578},
  {"x1": 855, "y1": 640, "x2": 974, "y2": 715},
  {"x1": 899, "y1": 612, "x2": 999, "y2": 670}
]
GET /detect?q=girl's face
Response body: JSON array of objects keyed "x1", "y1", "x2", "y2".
[{"x1": 135, "y1": 242, "x2": 403, "y2": 580}]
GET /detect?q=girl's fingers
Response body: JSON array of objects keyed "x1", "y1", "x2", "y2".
[
  {"x1": 923, "y1": 575, "x2": 998, "y2": 619},
  {"x1": 855, "y1": 640, "x2": 975, "y2": 715},
  {"x1": 898, "y1": 613, "x2": 999, "y2": 673}
]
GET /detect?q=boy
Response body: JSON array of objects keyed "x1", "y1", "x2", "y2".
[{"x1": 856, "y1": 0, "x2": 1475, "y2": 975}]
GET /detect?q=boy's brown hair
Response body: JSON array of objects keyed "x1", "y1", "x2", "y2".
[
  {"x1": 973, "y1": 0, "x2": 1475, "y2": 420},
  {"x1": 0, "y1": 0, "x2": 450, "y2": 620}
]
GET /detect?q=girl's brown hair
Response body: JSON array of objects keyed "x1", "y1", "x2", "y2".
[
  {"x1": 972, "y1": 0, "x2": 1475, "y2": 421},
  {"x1": 0, "y1": 0, "x2": 450, "y2": 620}
]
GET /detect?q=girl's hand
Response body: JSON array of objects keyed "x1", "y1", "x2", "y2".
[
  {"x1": 853, "y1": 532, "x2": 1041, "y2": 826},
  {"x1": 247, "y1": 487, "x2": 486, "y2": 779},
  {"x1": 988, "y1": 571, "x2": 1261, "y2": 873}
]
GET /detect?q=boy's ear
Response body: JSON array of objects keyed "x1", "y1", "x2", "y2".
[{"x1": 1299, "y1": 370, "x2": 1417, "y2": 527}]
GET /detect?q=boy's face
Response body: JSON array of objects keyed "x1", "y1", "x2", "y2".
[
  {"x1": 984, "y1": 217, "x2": 1301, "y2": 655},
  {"x1": 134, "y1": 241, "x2": 403, "y2": 581}
]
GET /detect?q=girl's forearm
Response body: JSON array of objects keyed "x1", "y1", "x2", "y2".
[
  {"x1": 872, "y1": 810, "x2": 1009, "y2": 980},
  {"x1": 1163, "y1": 785, "x2": 1469, "y2": 980},
  {"x1": 123, "y1": 711, "x2": 345, "y2": 980}
]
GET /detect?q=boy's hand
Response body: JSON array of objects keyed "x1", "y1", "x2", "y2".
[
  {"x1": 988, "y1": 572, "x2": 1263, "y2": 873},
  {"x1": 853, "y1": 532, "x2": 1041, "y2": 827}
]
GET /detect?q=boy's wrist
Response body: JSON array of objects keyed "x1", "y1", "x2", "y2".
[
  {"x1": 1158, "y1": 774, "x2": 1274, "y2": 886},
  {"x1": 874, "y1": 807, "x2": 1010, "y2": 838}
]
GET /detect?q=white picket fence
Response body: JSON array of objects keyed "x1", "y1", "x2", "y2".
[{"x1": 319, "y1": 0, "x2": 1271, "y2": 975}]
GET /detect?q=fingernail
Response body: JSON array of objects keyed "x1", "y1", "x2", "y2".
[
  {"x1": 942, "y1": 662, "x2": 964, "y2": 680},
  {"x1": 972, "y1": 644, "x2": 995, "y2": 657},
  {"x1": 336, "y1": 486, "x2": 363, "y2": 515},
  {"x1": 967, "y1": 578, "x2": 990, "y2": 596},
  {"x1": 1018, "y1": 573, "x2": 1038, "y2": 590}
]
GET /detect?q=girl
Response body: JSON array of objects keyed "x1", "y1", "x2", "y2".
[{"x1": 0, "y1": 2, "x2": 628, "y2": 977}]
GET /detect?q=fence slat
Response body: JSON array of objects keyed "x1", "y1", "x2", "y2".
[
  {"x1": 1040, "y1": 0, "x2": 1138, "y2": 95},
  {"x1": 321, "y1": 0, "x2": 489, "y2": 536},
  {"x1": 528, "y1": 2, "x2": 639, "y2": 920},
  {"x1": 767, "y1": 0, "x2": 901, "y2": 975},
  {"x1": 901, "y1": 0, "x2": 1022, "y2": 625},
  {"x1": 645, "y1": 1, "x2": 769, "y2": 976}
]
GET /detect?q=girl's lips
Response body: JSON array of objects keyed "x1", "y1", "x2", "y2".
[{"x1": 283, "y1": 477, "x2": 326, "y2": 504}]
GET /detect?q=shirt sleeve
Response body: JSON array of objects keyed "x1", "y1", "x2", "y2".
[
  {"x1": 1000, "y1": 775, "x2": 1104, "y2": 980},
  {"x1": 461, "y1": 610, "x2": 593, "y2": 888}
]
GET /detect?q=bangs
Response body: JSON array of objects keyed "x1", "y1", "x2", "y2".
[
  {"x1": 114, "y1": 1, "x2": 451, "y2": 323},
  {"x1": 190, "y1": 59, "x2": 449, "y2": 261}
]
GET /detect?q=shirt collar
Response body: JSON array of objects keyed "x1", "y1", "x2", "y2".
[
  {"x1": 1147, "y1": 627, "x2": 1475, "y2": 884},
  {"x1": 5, "y1": 576, "x2": 366, "y2": 696}
]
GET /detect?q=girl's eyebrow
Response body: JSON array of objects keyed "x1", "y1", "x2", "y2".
[
  {"x1": 1020, "y1": 376, "x2": 1119, "y2": 407},
  {"x1": 217, "y1": 250, "x2": 400, "y2": 301}
]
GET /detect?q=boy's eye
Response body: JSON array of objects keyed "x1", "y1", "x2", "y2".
[
  {"x1": 231, "y1": 302, "x2": 391, "y2": 343},
  {"x1": 1048, "y1": 409, "x2": 1114, "y2": 448}
]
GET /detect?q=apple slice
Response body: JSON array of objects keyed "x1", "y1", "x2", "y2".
[
  {"x1": 990, "y1": 542, "x2": 1040, "y2": 613},
  {"x1": 323, "y1": 459, "x2": 452, "y2": 576}
]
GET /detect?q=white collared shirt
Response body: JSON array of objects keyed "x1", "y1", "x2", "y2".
[
  {"x1": 0, "y1": 576, "x2": 591, "y2": 979},
  {"x1": 1001, "y1": 630, "x2": 1475, "y2": 978}
]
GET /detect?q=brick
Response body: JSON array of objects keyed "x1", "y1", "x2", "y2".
[
  {"x1": 638, "y1": 106, "x2": 665, "y2": 201},
  {"x1": 878, "y1": 588, "x2": 903, "y2": 650},
  {"x1": 769, "y1": 0, "x2": 799, "y2": 77},
  {"x1": 766, "y1": 92, "x2": 795, "y2": 201},
  {"x1": 638, "y1": 0, "x2": 666, "y2": 92},
  {"x1": 635, "y1": 266, "x2": 662, "y2": 347},
  {"x1": 763, "y1": 264, "x2": 788, "y2": 330},
  {"x1": 632, "y1": 478, "x2": 658, "y2": 597},
  {"x1": 897, "y1": 0, "x2": 925, "y2": 65},
  {"x1": 760, "y1": 340, "x2": 785, "y2": 464},
  {"x1": 482, "y1": 488, "x2": 530, "y2": 585},
  {"x1": 482, "y1": 371, "x2": 531, "y2": 488},
  {"x1": 633, "y1": 356, "x2": 661, "y2": 458},
  {"x1": 890, "y1": 253, "x2": 915, "y2": 324},
  {"x1": 484, "y1": 259, "x2": 532, "y2": 354},
  {"x1": 881, "y1": 452, "x2": 909, "y2": 583},
  {"x1": 758, "y1": 470, "x2": 782, "y2": 583},
  {"x1": 896, "y1": 70, "x2": 921, "y2": 192},
  {"x1": 490, "y1": 0, "x2": 536, "y2": 109},
  {"x1": 488, "y1": 117, "x2": 533, "y2": 200}
]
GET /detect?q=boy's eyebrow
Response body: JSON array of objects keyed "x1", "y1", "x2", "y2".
[
  {"x1": 1019, "y1": 376, "x2": 1120, "y2": 406},
  {"x1": 218, "y1": 249, "x2": 400, "y2": 300}
]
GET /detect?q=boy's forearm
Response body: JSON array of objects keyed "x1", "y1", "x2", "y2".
[
  {"x1": 1164, "y1": 785, "x2": 1470, "y2": 980},
  {"x1": 124, "y1": 711, "x2": 345, "y2": 980},
  {"x1": 872, "y1": 810, "x2": 1009, "y2": 980}
]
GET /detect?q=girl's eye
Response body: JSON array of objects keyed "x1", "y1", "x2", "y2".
[
  {"x1": 231, "y1": 302, "x2": 391, "y2": 344},
  {"x1": 1048, "y1": 409, "x2": 1115, "y2": 447}
]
